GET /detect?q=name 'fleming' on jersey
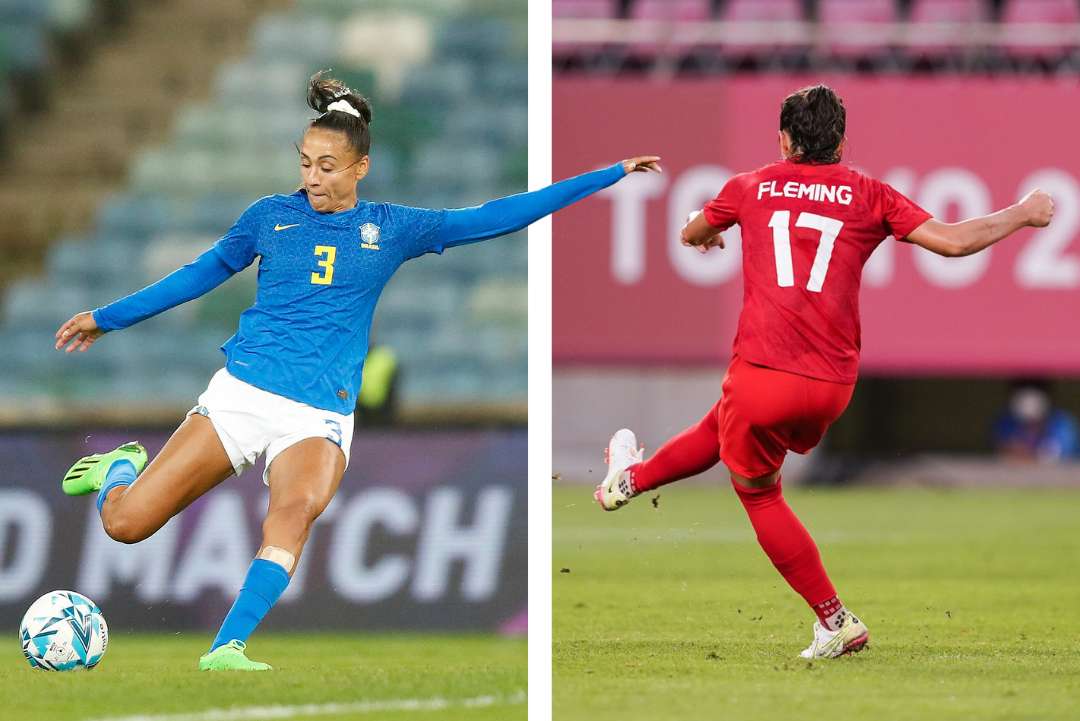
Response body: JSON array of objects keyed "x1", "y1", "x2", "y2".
[{"x1": 756, "y1": 180, "x2": 854, "y2": 205}]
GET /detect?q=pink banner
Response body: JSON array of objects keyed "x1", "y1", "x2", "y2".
[{"x1": 553, "y1": 75, "x2": 1080, "y2": 374}]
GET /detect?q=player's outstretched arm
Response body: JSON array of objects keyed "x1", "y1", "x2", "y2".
[
  {"x1": 54, "y1": 248, "x2": 238, "y2": 353},
  {"x1": 905, "y1": 188, "x2": 1054, "y2": 258},
  {"x1": 436, "y1": 156, "x2": 661, "y2": 248}
]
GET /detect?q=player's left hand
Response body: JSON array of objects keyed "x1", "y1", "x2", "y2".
[
  {"x1": 622, "y1": 156, "x2": 662, "y2": 174},
  {"x1": 1019, "y1": 188, "x2": 1054, "y2": 228}
]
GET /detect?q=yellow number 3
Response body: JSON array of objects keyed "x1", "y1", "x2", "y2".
[{"x1": 311, "y1": 245, "x2": 336, "y2": 285}]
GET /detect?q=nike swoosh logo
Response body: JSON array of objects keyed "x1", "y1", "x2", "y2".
[{"x1": 274, "y1": 223, "x2": 300, "y2": 231}]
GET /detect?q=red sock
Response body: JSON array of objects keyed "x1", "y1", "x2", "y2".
[
  {"x1": 731, "y1": 478, "x2": 843, "y2": 628},
  {"x1": 629, "y1": 400, "x2": 723, "y2": 493}
]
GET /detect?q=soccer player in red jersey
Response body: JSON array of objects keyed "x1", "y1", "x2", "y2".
[{"x1": 594, "y1": 85, "x2": 1055, "y2": 658}]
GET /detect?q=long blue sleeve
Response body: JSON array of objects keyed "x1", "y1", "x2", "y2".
[
  {"x1": 92, "y1": 248, "x2": 238, "y2": 332},
  {"x1": 436, "y1": 162, "x2": 626, "y2": 248}
]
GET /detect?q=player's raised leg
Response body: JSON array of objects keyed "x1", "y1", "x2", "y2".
[
  {"x1": 61, "y1": 414, "x2": 235, "y2": 544},
  {"x1": 730, "y1": 469, "x2": 868, "y2": 658},
  {"x1": 595, "y1": 400, "x2": 723, "y2": 511},
  {"x1": 200, "y1": 437, "x2": 344, "y2": 671}
]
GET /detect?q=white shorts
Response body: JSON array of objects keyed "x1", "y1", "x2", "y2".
[{"x1": 188, "y1": 368, "x2": 354, "y2": 485}]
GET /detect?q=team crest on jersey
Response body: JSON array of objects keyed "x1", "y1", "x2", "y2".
[{"x1": 360, "y1": 223, "x2": 381, "y2": 250}]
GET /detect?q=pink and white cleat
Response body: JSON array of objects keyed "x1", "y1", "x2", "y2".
[
  {"x1": 594, "y1": 428, "x2": 643, "y2": 511},
  {"x1": 799, "y1": 611, "x2": 870, "y2": 659}
]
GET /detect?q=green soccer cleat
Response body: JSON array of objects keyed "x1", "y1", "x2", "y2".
[
  {"x1": 198, "y1": 640, "x2": 272, "y2": 671},
  {"x1": 61, "y1": 441, "x2": 148, "y2": 496}
]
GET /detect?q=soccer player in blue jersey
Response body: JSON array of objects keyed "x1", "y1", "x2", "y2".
[{"x1": 54, "y1": 72, "x2": 660, "y2": 671}]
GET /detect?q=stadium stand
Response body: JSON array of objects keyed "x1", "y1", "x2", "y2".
[
  {"x1": 552, "y1": 0, "x2": 1080, "y2": 72},
  {"x1": 0, "y1": 0, "x2": 527, "y2": 421}
]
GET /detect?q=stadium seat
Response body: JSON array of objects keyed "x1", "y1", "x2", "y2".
[
  {"x1": 0, "y1": 0, "x2": 48, "y2": 23},
  {"x1": 626, "y1": 0, "x2": 713, "y2": 63},
  {"x1": 2, "y1": 280, "x2": 89, "y2": 328},
  {"x1": 467, "y1": 279, "x2": 527, "y2": 327},
  {"x1": 817, "y1": 0, "x2": 900, "y2": 65},
  {"x1": 175, "y1": 105, "x2": 311, "y2": 152},
  {"x1": 359, "y1": 146, "x2": 403, "y2": 197},
  {"x1": 215, "y1": 60, "x2": 309, "y2": 108},
  {"x1": 368, "y1": 103, "x2": 439, "y2": 162},
  {"x1": 907, "y1": 0, "x2": 989, "y2": 64},
  {"x1": 436, "y1": 16, "x2": 516, "y2": 63},
  {"x1": 96, "y1": 194, "x2": 172, "y2": 240},
  {"x1": 713, "y1": 0, "x2": 807, "y2": 64},
  {"x1": 46, "y1": 0, "x2": 94, "y2": 33},
  {"x1": 188, "y1": 194, "x2": 256, "y2": 235},
  {"x1": 410, "y1": 142, "x2": 500, "y2": 194},
  {"x1": 482, "y1": 61, "x2": 529, "y2": 100},
  {"x1": 0, "y1": 21, "x2": 48, "y2": 73},
  {"x1": 46, "y1": 236, "x2": 132, "y2": 287},
  {"x1": 399, "y1": 61, "x2": 473, "y2": 111},
  {"x1": 297, "y1": 0, "x2": 462, "y2": 18},
  {"x1": 553, "y1": 0, "x2": 619, "y2": 60},
  {"x1": 337, "y1": 10, "x2": 434, "y2": 98},
  {"x1": 553, "y1": 0, "x2": 618, "y2": 18},
  {"x1": 251, "y1": 13, "x2": 340, "y2": 66},
  {"x1": 1000, "y1": 0, "x2": 1080, "y2": 65}
]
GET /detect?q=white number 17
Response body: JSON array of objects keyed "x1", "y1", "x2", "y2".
[{"x1": 767, "y1": 210, "x2": 844, "y2": 293}]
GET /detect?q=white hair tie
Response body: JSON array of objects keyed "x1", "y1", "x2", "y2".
[{"x1": 326, "y1": 99, "x2": 360, "y2": 118}]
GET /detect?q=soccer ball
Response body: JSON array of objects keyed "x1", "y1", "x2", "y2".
[{"x1": 19, "y1": 590, "x2": 108, "y2": 671}]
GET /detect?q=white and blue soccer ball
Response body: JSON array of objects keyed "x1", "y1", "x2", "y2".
[{"x1": 20, "y1": 590, "x2": 108, "y2": 671}]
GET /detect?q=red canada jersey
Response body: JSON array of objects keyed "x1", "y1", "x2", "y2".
[{"x1": 703, "y1": 160, "x2": 931, "y2": 384}]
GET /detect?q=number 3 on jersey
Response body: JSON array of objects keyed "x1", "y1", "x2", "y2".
[
  {"x1": 768, "y1": 210, "x2": 843, "y2": 293},
  {"x1": 311, "y1": 245, "x2": 336, "y2": 285}
]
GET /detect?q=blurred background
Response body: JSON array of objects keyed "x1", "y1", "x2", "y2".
[
  {"x1": 552, "y1": 0, "x2": 1080, "y2": 487},
  {"x1": 0, "y1": 0, "x2": 527, "y2": 640}
]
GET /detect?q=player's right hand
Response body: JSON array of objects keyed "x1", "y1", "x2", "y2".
[
  {"x1": 55, "y1": 311, "x2": 103, "y2": 353},
  {"x1": 1019, "y1": 188, "x2": 1054, "y2": 228},
  {"x1": 683, "y1": 232, "x2": 726, "y2": 254},
  {"x1": 681, "y1": 210, "x2": 725, "y2": 253}
]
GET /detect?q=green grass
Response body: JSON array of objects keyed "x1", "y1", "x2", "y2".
[
  {"x1": 3, "y1": 633, "x2": 525, "y2": 720},
  {"x1": 554, "y1": 484, "x2": 1080, "y2": 721}
]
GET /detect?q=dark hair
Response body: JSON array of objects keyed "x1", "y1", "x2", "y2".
[
  {"x1": 306, "y1": 70, "x2": 373, "y2": 157},
  {"x1": 779, "y1": 85, "x2": 845, "y2": 164}
]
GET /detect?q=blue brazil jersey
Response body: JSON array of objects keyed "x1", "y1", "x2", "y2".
[
  {"x1": 91, "y1": 163, "x2": 626, "y2": 415},
  {"x1": 215, "y1": 190, "x2": 445, "y2": 414}
]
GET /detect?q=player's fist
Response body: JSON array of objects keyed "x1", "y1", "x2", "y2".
[
  {"x1": 622, "y1": 156, "x2": 662, "y2": 174},
  {"x1": 1019, "y1": 188, "x2": 1054, "y2": 228},
  {"x1": 681, "y1": 210, "x2": 725, "y2": 253},
  {"x1": 55, "y1": 311, "x2": 103, "y2": 353}
]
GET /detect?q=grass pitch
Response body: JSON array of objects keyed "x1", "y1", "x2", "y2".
[
  {"x1": 554, "y1": 484, "x2": 1080, "y2": 721},
  {"x1": 4, "y1": 633, "x2": 525, "y2": 721}
]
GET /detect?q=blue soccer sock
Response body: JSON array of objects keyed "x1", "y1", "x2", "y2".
[
  {"x1": 96, "y1": 460, "x2": 137, "y2": 514},
  {"x1": 209, "y1": 558, "x2": 290, "y2": 652}
]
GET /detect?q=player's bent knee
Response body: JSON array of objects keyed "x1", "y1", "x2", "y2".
[{"x1": 730, "y1": 469, "x2": 780, "y2": 490}]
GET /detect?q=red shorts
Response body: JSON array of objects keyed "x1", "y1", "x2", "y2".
[{"x1": 718, "y1": 356, "x2": 855, "y2": 478}]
